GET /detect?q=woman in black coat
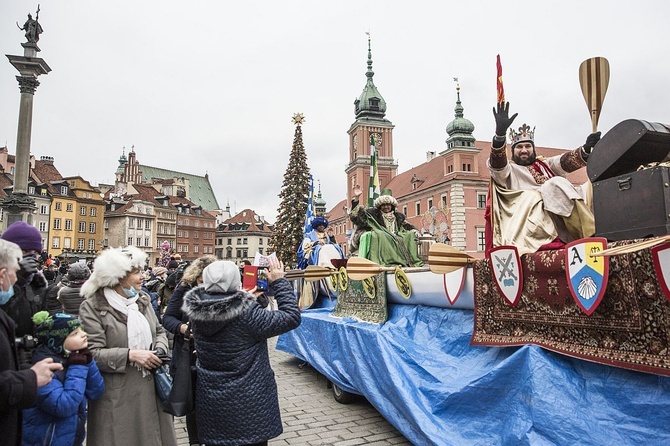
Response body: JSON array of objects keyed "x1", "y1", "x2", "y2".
[
  {"x1": 182, "y1": 257, "x2": 300, "y2": 446},
  {"x1": 162, "y1": 255, "x2": 216, "y2": 446}
]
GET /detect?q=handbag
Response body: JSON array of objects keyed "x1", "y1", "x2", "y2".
[
  {"x1": 162, "y1": 329, "x2": 195, "y2": 417},
  {"x1": 154, "y1": 362, "x2": 173, "y2": 411}
]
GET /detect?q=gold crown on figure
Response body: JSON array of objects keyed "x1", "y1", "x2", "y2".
[{"x1": 509, "y1": 123, "x2": 535, "y2": 146}]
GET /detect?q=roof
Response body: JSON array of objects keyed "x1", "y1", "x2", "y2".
[
  {"x1": 220, "y1": 209, "x2": 273, "y2": 234},
  {"x1": 139, "y1": 164, "x2": 220, "y2": 210}
]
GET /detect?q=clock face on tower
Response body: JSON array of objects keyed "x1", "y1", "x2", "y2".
[{"x1": 372, "y1": 132, "x2": 382, "y2": 149}]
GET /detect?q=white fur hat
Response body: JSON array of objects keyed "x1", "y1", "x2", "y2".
[{"x1": 80, "y1": 246, "x2": 147, "y2": 298}]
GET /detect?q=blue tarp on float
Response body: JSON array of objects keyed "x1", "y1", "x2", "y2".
[{"x1": 276, "y1": 303, "x2": 670, "y2": 446}]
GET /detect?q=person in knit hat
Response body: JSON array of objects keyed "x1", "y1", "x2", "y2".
[
  {"x1": 182, "y1": 257, "x2": 300, "y2": 446},
  {"x1": 22, "y1": 311, "x2": 105, "y2": 446},
  {"x1": 57, "y1": 262, "x2": 91, "y2": 316},
  {"x1": 0, "y1": 221, "x2": 49, "y2": 366},
  {"x1": 78, "y1": 246, "x2": 177, "y2": 446}
]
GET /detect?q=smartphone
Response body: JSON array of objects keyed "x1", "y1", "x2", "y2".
[{"x1": 256, "y1": 268, "x2": 268, "y2": 291}]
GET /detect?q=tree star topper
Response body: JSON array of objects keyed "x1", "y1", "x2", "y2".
[{"x1": 292, "y1": 113, "x2": 305, "y2": 126}]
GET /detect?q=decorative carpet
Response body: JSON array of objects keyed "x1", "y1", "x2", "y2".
[
  {"x1": 332, "y1": 273, "x2": 388, "y2": 324},
  {"x1": 471, "y1": 242, "x2": 670, "y2": 376}
]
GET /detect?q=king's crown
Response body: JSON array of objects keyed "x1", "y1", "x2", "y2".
[{"x1": 509, "y1": 123, "x2": 535, "y2": 146}]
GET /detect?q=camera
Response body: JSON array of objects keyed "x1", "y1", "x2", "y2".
[
  {"x1": 256, "y1": 268, "x2": 268, "y2": 292},
  {"x1": 15, "y1": 334, "x2": 36, "y2": 350}
]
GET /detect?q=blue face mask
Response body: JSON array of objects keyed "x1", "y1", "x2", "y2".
[
  {"x1": 0, "y1": 276, "x2": 15, "y2": 305},
  {"x1": 122, "y1": 286, "x2": 139, "y2": 298}
]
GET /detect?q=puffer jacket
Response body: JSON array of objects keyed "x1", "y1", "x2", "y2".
[
  {"x1": 22, "y1": 345, "x2": 105, "y2": 446},
  {"x1": 182, "y1": 278, "x2": 300, "y2": 446}
]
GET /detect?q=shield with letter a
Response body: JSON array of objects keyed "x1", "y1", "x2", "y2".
[
  {"x1": 651, "y1": 242, "x2": 670, "y2": 302},
  {"x1": 565, "y1": 237, "x2": 609, "y2": 316},
  {"x1": 488, "y1": 246, "x2": 523, "y2": 306}
]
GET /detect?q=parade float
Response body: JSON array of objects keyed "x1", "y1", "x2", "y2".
[{"x1": 276, "y1": 59, "x2": 670, "y2": 445}]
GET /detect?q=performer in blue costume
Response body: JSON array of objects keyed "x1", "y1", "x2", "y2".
[{"x1": 298, "y1": 217, "x2": 344, "y2": 269}]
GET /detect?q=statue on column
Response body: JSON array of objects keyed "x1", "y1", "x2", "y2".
[{"x1": 17, "y1": 7, "x2": 43, "y2": 44}]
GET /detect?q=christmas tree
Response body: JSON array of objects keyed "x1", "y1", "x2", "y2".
[{"x1": 270, "y1": 113, "x2": 311, "y2": 267}]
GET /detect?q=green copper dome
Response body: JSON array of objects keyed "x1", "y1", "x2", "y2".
[
  {"x1": 446, "y1": 85, "x2": 476, "y2": 146},
  {"x1": 354, "y1": 37, "x2": 387, "y2": 120}
]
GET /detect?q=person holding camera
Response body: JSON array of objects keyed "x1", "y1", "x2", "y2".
[
  {"x1": 79, "y1": 246, "x2": 177, "y2": 446},
  {"x1": 0, "y1": 221, "x2": 49, "y2": 368},
  {"x1": 182, "y1": 257, "x2": 301, "y2": 446},
  {"x1": 0, "y1": 238, "x2": 63, "y2": 446}
]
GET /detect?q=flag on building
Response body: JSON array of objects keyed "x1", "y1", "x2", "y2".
[
  {"x1": 303, "y1": 174, "x2": 315, "y2": 234},
  {"x1": 496, "y1": 54, "x2": 505, "y2": 104},
  {"x1": 367, "y1": 134, "x2": 380, "y2": 208}
]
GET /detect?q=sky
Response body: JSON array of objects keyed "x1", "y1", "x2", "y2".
[{"x1": 1, "y1": 1, "x2": 669, "y2": 223}]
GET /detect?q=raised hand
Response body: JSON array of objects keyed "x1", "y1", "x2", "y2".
[
  {"x1": 583, "y1": 131, "x2": 601, "y2": 154},
  {"x1": 493, "y1": 102, "x2": 518, "y2": 137}
]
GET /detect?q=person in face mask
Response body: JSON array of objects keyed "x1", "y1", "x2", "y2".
[
  {"x1": 78, "y1": 246, "x2": 177, "y2": 446},
  {"x1": 0, "y1": 221, "x2": 48, "y2": 367}
]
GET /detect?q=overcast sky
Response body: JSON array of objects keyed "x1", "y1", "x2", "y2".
[{"x1": 1, "y1": 1, "x2": 669, "y2": 223}]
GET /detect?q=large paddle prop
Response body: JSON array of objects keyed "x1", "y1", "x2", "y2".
[
  {"x1": 428, "y1": 243, "x2": 476, "y2": 274},
  {"x1": 579, "y1": 57, "x2": 610, "y2": 132}
]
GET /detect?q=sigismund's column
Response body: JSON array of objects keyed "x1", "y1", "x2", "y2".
[{"x1": 4, "y1": 9, "x2": 51, "y2": 225}]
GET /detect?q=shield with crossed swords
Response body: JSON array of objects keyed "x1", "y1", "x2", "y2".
[
  {"x1": 488, "y1": 246, "x2": 523, "y2": 306},
  {"x1": 651, "y1": 242, "x2": 670, "y2": 303},
  {"x1": 565, "y1": 237, "x2": 609, "y2": 316}
]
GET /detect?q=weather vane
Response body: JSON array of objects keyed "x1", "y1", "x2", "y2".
[{"x1": 292, "y1": 113, "x2": 305, "y2": 126}]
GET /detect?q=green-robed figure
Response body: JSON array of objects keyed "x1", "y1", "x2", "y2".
[{"x1": 349, "y1": 185, "x2": 423, "y2": 267}]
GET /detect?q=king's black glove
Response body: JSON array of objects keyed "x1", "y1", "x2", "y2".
[
  {"x1": 493, "y1": 102, "x2": 518, "y2": 137},
  {"x1": 583, "y1": 131, "x2": 601, "y2": 155}
]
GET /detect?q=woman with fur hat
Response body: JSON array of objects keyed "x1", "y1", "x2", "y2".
[
  {"x1": 57, "y1": 262, "x2": 91, "y2": 316},
  {"x1": 78, "y1": 246, "x2": 177, "y2": 446},
  {"x1": 182, "y1": 256, "x2": 301, "y2": 446},
  {"x1": 349, "y1": 185, "x2": 423, "y2": 267},
  {"x1": 22, "y1": 311, "x2": 105, "y2": 446}
]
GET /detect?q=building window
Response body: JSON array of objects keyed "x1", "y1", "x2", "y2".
[
  {"x1": 428, "y1": 198, "x2": 433, "y2": 210},
  {"x1": 477, "y1": 228, "x2": 486, "y2": 252},
  {"x1": 40, "y1": 188, "x2": 47, "y2": 196},
  {"x1": 462, "y1": 163, "x2": 472, "y2": 171},
  {"x1": 102, "y1": 239, "x2": 108, "y2": 247},
  {"x1": 66, "y1": 203, "x2": 73, "y2": 212},
  {"x1": 88, "y1": 239, "x2": 95, "y2": 250},
  {"x1": 79, "y1": 221, "x2": 86, "y2": 232},
  {"x1": 89, "y1": 222, "x2": 96, "y2": 233},
  {"x1": 194, "y1": 232, "x2": 199, "y2": 239},
  {"x1": 64, "y1": 237, "x2": 71, "y2": 248},
  {"x1": 258, "y1": 247, "x2": 264, "y2": 254},
  {"x1": 477, "y1": 193, "x2": 487, "y2": 209},
  {"x1": 259, "y1": 238, "x2": 263, "y2": 245},
  {"x1": 60, "y1": 186, "x2": 68, "y2": 195},
  {"x1": 145, "y1": 220, "x2": 150, "y2": 230},
  {"x1": 415, "y1": 201, "x2": 421, "y2": 216},
  {"x1": 183, "y1": 231, "x2": 188, "y2": 237},
  {"x1": 55, "y1": 202, "x2": 62, "y2": 211},
  {"x1": 128, "y1": 237, "x2": 133, "y2": 245},
  {"x1": 40, "y1": 204, "x2": 48, "y2": 214},
  {"x1": 53, "y1": 218, "x2": 61, "y2": 230},
  {"x1": 78, "y1": 239, "x2": 85, "y2": 250},
  {"x1": 104, "y1": 220, "x2": 109, "y2": 229},
  {"x1": 52, "y1": 237, "x2": 59, "y2": 249},
  {"x1": 448, "y1": 165, "x2": 453, "y2": 174},
  {"x1": 90, "y1": 207, "x2": 96, "y2": 217},
  {"x1": 243, "y1": 238, "x2": 248, "y2": 245},
  {"x1": 145, "y1": 237, "x2": 150, "y2": 247},
  {"x1": 28, "y1": 186, "x2": 35, "y2": 195},
  {"x1": 228, "y1": 238, "x2": 232, "y2": 245},
  {"x1": 194, "y1": 245, "x2": 199, "y2": 254},
  {"x1": 183, "y1": 245, "x2": 188, "y2": 253},
  {"x1": 236, "y1": 249, "x2": 242, "y2": 258},
  {"x1": 39, "y1": 221, "x2": 47, "y2": 232},
  {"x1": 441, "y1": 193, "x2": 448, "y2": 207},
  {"x1": 237, "y1": 238, "x2": 242, "y2": 245},
  {"x1": 402, "y1": 205, "x2": 407, "y2": 216},
  {"x1": 65, "y1": 219, "x2": 72, "y2": 230},
  {"x1": 137, "y1": 218, "x2": 142, "y2": 228},
  {"x1": 128, "y1": 219, "x2": 134, "y2": 228},
  {"x1": 136, "y1": 237, "x2": 142, "y2": 246},
  {"x1": 177, "y1": 230, "x2": 182, "y2": 237}
]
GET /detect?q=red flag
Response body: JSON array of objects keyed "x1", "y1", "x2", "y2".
[{"x1": 496, "y1": 54, "x2": 505, "y2": 104}]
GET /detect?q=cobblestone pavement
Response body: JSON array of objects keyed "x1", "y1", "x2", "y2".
[{"x1": 174, "y1": 337, "x2": 412, "y2": 446}]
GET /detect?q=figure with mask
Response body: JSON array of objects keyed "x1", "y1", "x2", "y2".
[{"x1": 79, "y1": 246, "x2": 177, "y2": 446}]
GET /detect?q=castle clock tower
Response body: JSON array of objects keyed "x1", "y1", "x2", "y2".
[{"x1": 345, "y1": 36, "x2": 397, "y2": 206}]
